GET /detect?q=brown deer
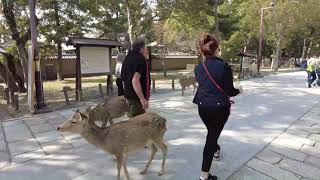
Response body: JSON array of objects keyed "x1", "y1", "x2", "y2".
[
  {"x1": 57, "y1": 110, "x2": 167, "y2": 180},
  {"x1": 86, "y1": 96, "x2": 129, "y2": 128},
  {"x1": 179, "y1": 76, "x2": 198, "y2": 96}
]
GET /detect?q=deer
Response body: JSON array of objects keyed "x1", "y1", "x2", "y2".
[
  {"x1": 179, "y1": 76, "x2": 198, "y2": 96},
  {"x1": 57, "y1": 110, "x2": 168, "y2": 180},
  {"x1": 85, "y1": 96, "x2": 129, "y2": 128}
]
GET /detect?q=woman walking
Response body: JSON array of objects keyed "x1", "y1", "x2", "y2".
[
  {"x1": 115, "y1": 53, "x2": 125, "y2": 96},
  {"x1": 193, "y1": 33, "x2": 242, "y2": 180}
]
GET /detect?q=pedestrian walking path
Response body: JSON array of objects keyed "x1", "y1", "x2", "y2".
[
  {"x1": 228, "y1": 103, "x2": 320, "y2": 180},
  {"x1": 0, "y1": 71, "x2": 319, "y2": 180}
]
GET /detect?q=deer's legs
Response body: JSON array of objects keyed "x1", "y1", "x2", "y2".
[
  {"x1": 141, "y1": 143, "x2": 158, "y2": 174},
  {"x1": 154, "y1": 139, "x2": 168, "y2": 176},
  {"x1": 116, "y1": 155, "x2": 124, "y2": 180},
  {"x1": 123, "y1": 153, "x2": 130, "y2": 180},
  {"x1": 181, "y1": 86, "x2": 185, "y2": 96}
]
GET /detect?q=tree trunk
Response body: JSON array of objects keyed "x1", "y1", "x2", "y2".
[
  {"x1": 214, "y1": 0, "x2": 219, "y2": 35},
  {"x1": 54, "y1": 1, "x2": 64, "y2": 80},
  {"x1": 0, "y1": 51, "x2": 27, "y2": 92},
  {"x1": 2, "y1": 0, "x2": 30, "y2": 85},
  {"x1": 307, "y1": 40, "x2": 313, "y2": 59},
  {"x1": 16, "y1": 42, "x2": 29, "y2": 83},
  {"x1": 301, "y1": 38, "x2": 307, "y2": 60},
  {"x1": 272, "y1": 37, "x2": 281, "y2": 72},
  {"x1": 271, "y1": 0, "x2": 280, "y2": 72},
  {"x1": 56, "y1": 42, "x2": 63, "y2": 80},
  {"x1": 125, "y1": 0, "x2": 134, "y2": 49},
  {"x1": 8, "y1": 59, "x2": 27, "y2": 92},
  {"x1": 0, "y1": 62, "x2": 19, "y2": 92}
]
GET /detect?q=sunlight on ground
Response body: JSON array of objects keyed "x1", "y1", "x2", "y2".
[{"x1": 168, "y1": 137, "x2": 203, "y2": 146}]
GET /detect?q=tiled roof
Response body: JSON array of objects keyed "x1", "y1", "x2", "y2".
[{"x1": 66, "y1": 37, "x2": 121, "y2": 47}]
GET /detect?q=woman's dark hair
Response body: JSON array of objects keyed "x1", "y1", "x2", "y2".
[{"x1": 198, "y1": 33, "x2": 219, "y2": 57}]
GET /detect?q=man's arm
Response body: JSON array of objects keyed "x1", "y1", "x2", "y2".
[{"x1": 132, "y1": 72, "x2": 148, "y2": 109}]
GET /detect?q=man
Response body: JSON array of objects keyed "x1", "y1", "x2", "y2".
[
  {"x1": 306, "y1": 57, "x2": 317, "y2": 88},
  {"x1": 121, "y1": 38, "x2": 151, "y2": 118}
]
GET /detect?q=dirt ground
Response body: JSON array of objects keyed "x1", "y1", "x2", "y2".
[{"x1": 0, "y1": 73, "x2": 178, "y2": 118}]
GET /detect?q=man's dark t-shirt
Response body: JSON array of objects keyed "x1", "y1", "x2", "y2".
[{"x1": 121, "y1": 52, "x2": 151, "y2": 100}]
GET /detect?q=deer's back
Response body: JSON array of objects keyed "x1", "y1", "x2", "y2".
[
  {"x1": 104, "y1": 96, "x2": 129, "y2": 118},
  {"x1": 180, "y1": 77, "x2": 196, "y2": 87},
  {"x1": 104, "y1": 113, "x2": 166, "y2": 153}
]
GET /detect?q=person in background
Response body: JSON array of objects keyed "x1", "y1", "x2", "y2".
[
  {"x1": 193, "y1": 33, "x2": 242, "y2": 180},
  {"x1": 115, "y1": 53, "x2": 125, "y2": 96},
  {"x1": 315, "y1": 56, "x2": 320, "y2": 86},
  {"x1": 121, "y1": 38, "x2": 151, "y2": 118},
  {"x1": 306, "y1": 56, "x2": 317, "y2": 88}
]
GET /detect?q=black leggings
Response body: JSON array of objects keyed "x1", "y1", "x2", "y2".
[{"x1": 198, "y1": 106, "x2": 230, "y2": 172}]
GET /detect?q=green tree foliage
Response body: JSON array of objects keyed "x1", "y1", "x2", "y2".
[
  {"x1": 158, "y1": 0, "x2": 215, "y2": 54},
  {"x1": 158, "y1": 0, "x2": 320, "y2": 66},
  {"x1": 2, "y1": 0, "x2": 320, "y2": 75}
]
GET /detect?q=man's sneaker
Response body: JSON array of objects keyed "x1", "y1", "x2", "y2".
[{"x1": 199, "y1": 174, "x2": 218, "y2": 180}]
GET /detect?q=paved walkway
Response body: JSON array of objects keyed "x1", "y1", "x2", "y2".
[
  {"x1": 0, "y1": 71, "x2": 319, "y2": 180},
  {"x1": 0, "y1": 104, "x2": 12, "y2": 121},
  {"x1": 228, "y1": 103, "x2": 320, "y2": 180}
]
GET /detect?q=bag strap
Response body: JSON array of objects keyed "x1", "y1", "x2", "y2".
[{"x1": 202, "y1": 62, "x2": 234, "y2": 105}]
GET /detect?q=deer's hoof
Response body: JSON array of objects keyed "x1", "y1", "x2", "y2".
[
  {"x1": 158, "y1": 171, "x2": 165, "y2": 176},
  {"x1": 140, "y1": 170, "x2": 147, "y2": 174}
]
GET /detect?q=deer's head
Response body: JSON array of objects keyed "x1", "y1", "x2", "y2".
[{"x1": 57, "y1": 109, "x2": 88, "y2": 133}]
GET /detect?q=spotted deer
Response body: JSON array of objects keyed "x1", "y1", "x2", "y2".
[{"x1": 57, "y1": 110, "x2": 167, "y2": 180}]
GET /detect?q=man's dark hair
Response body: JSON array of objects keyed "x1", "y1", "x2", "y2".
[{"x1": 131, "y1": 38, "x2": 146, "y2": 52}]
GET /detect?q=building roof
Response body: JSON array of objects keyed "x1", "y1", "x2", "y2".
[{"x1": 66, "y1": 37, "x2": 121, "y2": 47}]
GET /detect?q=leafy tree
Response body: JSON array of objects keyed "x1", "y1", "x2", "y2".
[
  {"x1": 158, "y1": 0, "x2": 214, "y2": 55},
  {"x1": 1, "y1": 0, "x2": 29, "y2": 92}
]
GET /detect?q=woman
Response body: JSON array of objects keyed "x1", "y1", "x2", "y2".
[
  {"x1": 115, "y1": 53, "x2": 125, "y2": 96},
  {"x1": 193, "y1": 33, "x2": 242, "y2": 180}
]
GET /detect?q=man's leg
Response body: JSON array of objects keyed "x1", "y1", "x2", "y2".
[
  {"x1": 310, "y1": 71, "x2": 317, "y2": 85},
  {"x1": 128, "y1": 99, "x2": 145, "y2": 118},
  {"x1": 307, "y1": 71, "x2": 312, "y2": 87}
]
